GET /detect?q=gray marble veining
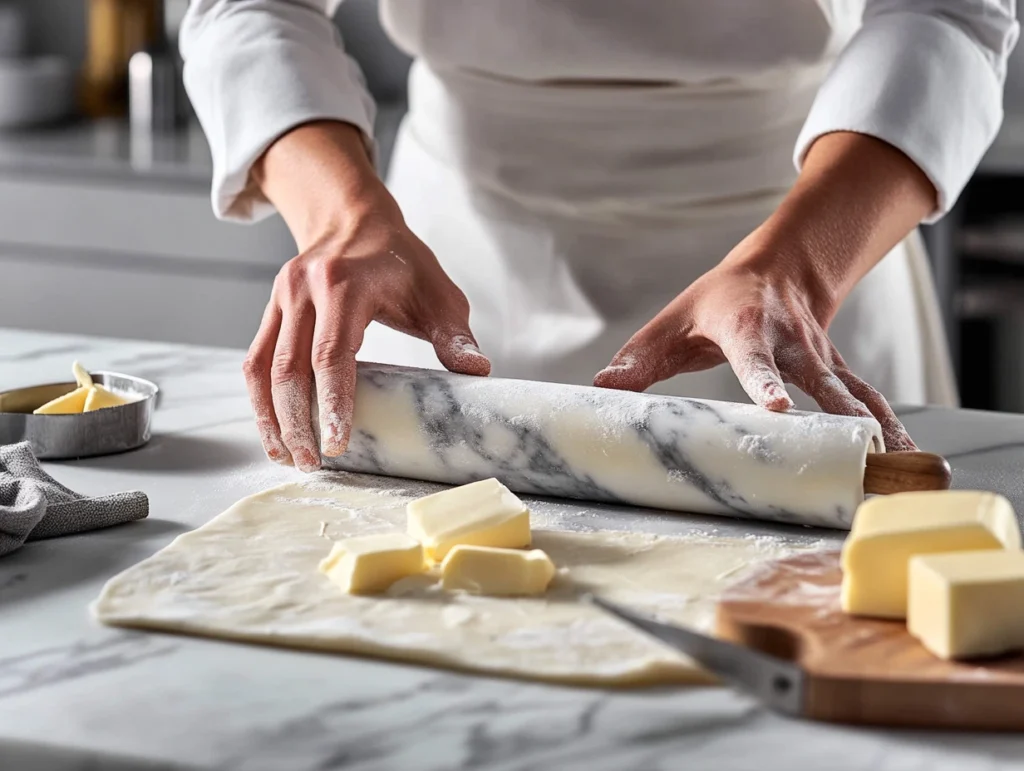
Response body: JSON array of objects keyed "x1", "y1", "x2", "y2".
[
  {"x1": 329, "y1": 363, "x2": 883, "y2": 529},
  {"x1": 1, "y1": 327, "x2": 1024, "y2": 770}
]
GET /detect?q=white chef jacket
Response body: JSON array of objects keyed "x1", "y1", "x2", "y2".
[{"x1": 180, "y1": 1, "x2": 1018, "y2": 407}]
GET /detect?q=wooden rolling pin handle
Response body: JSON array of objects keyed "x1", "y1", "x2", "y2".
[{"x1": 863, "y1": 452, "x2": 952, "y2": 496}]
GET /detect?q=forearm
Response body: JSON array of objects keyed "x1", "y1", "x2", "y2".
[
  {"x1": 181, "y1": 0, "x2": 377, "y2": 222},
  {"x1": 736, "y1": 131, "x2": 936, "y2": 320},
  {"x1": 243, "y1": 127, "x2": 489, "y2": 466},
  {"x1": 252, "y1": 121, "x2": 398, "y2": 252},
  {"x1": 598, "y1": 130, "x2": 924, "y2": 447}
]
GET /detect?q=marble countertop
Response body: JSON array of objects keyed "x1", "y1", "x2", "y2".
[{"x1": 2, "y1": 328, "x2": 1024, "y2": 770}]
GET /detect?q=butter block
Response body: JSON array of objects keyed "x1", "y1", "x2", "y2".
[
  {"x1": 84, "y1": 385, "x2": 131, "y2": 412},
  {"x1": 909, "y1": 550, "x2": 1024, "y2": 660},
  {"x1": 318, "y1": 533, "x2": 425, "y2": 594},
  {"x1": 441, "y1": 545, "x2": 556, "y2": 596},
  {"x1": 407, "y1": 478, "x2": 531, "y2": 561},
  {"x1": 72, "y1": 361, "x2": 94, "y2": 389},
  {"x1": 841, "y1": 491, "x2": 1020, "y2": 618},
  {"x1": 33, "y1": 386, "x2": 90, "y2": 415}
]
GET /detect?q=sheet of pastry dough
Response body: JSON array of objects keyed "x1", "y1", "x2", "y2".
[{"x1": 93, "y1": 477, "x2": 814, "y2": 687}]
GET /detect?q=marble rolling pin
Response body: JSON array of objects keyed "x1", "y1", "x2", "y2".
[{"x1": 322, "y1": 364, "x2": 950, "y2": 529}]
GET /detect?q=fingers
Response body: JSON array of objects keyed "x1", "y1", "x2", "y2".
[
  {"x1": 254, "y1": 226, "x2": 490, "y2": 466},
  {"x1": 312, "y1": 294, "x2": 370, "y2": 458},
  {"x1": 716, "y1": 335, "x2": 794, "y2": 412},
  {"x1": 243, "y1": 302, "x2": 292, "y2": 465},
  {"x1": 431, "y1": 327, "x2": 492, "y2": 377},
  {"x1": 594, "y1": 316, "x2": 670, "y2": 392},
  {"x1": 271, "y1": 300, "x2": 320, "y2": 473},
  {"x1": 834, "y1": 366, "x2": 918, "y2": 451},
  {"x1": 783, "y1": 350, "x2": 874, "y2": 421},
  {"x1": 779, "y1": 341, "x2": 916, "y2": 450},
  {"x1": 594, "y1": 315, "x2": 716, "y2": 392},
  {"x1": 426, "y1": 286, "x2": 491, "y2": 377},
  {"x1": 798, "y1": 356, "x2": 917, "y2": 451},
  {"x1": 593, "y1": 345, "x2": 661, "y2": 392},
  {"x1": 727, "y1": 331, "x2": 913, "y2": 449}
]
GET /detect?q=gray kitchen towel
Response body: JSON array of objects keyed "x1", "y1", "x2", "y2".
[{"x1": 0, "y1": 442, "x2": 148, "y2": 557}]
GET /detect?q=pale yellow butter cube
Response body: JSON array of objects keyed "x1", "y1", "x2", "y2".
[
  {"x1": 318, "y1": 533, "x2": 425, "y2": 595},
  {"x1": 441, "y1": 545, "x2": 556, "y2": 596},
  {"x1": 33, "y1": 386, "x2": 90, "y2": 415},
  {"x1": 72, "y1": 361, "x2": 94, "y2": 389},
  {"x1": 841, "y1": 491, "x2": 1020, "y2": 618},
  {"x1": 407, "y1": 478, "x2": 531, "y2": 561},
  {"x1": 909, "y1": 550, "x2": 1024, "y2": 660},
  {"x1": 84, "y1": 385, "x2": 131, "y2": 412}
]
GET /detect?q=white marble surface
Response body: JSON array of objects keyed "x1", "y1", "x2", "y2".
[{"x1": 2, "y1": 327, "x2": 1024, "y2": 770}]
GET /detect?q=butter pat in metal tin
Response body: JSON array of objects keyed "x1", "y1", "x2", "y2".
[{"x1": 0, "y1": 371, "x2": 158, "y2": 458}]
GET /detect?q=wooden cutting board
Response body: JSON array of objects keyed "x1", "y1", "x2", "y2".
[{"x1": 715, "y1": 551, "x2": 1024, "y2": 731}]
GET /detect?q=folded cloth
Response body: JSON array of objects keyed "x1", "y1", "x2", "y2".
[{"x1": 0, "y1": 442, "x2": 148, "y2": 557}]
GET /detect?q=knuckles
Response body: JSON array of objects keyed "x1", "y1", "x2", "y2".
[
  {"x1": 838, "y1": 369, "x2": 884, "y2": 401},
  {"x1": 273, "y1": 258, "x2": 311, "y2": 304},
  {"x1": 311, "y1": 336, "x2": 359, "y2": 371},
  {"x1": 437, "y1": 281, "x2": 471, "y2": 316},
  {"x1": 270, "y1": 352, "x2": 308, "y2": 384},
  {"x1": 730, "y1": 305, "x2": 772, "y2": 332},
  {"x1": 279, "y1": 429, "x2": 312, "y2": 451},
  {"x1": 274, "y1": 250, "x2": 358, "y2": 302},
  {"x1": 242, "y1": 351, "x2": 268, "y2": 383},
  {"x1": 308, "y1": 255, "x2": 352, "y2": 288}
]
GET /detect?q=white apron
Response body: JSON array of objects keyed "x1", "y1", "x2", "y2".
[{"x1": 359, "y1": 58, "x2": 957, "y2": 409}]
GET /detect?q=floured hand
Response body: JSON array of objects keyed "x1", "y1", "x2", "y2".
[
  {"x1": 243, "y1": 122, "x2": 490, "y2": 471},
  {"x1": 595, "y1": 131, "x2": 937, "y2": 453},
  {"x1": 594, "y1": 243, "x2": 916, "y2": 452}
]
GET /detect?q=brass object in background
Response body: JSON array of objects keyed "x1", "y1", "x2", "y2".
[{"x1": 80, "y1": 0, "x2": 161, "y2": 117}]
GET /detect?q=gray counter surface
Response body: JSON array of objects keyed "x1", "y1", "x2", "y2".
[{"x1": 2, "y1": 328, "x2": 1024, "y2": 770}]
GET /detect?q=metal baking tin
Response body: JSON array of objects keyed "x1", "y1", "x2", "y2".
[{"x1": 0, "y1": 371, "x2": 158, "y2": 459}]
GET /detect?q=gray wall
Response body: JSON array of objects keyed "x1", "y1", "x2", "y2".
[
  {"x1": 12, "y1": 1, "x2": 1024, "y2": 116},
  {"x1": 1008, "y1": 22, "x2": 1024, "y2": 113},
  {"x1": 17, "y1": 0, "x2": 86, "y2": 61}
]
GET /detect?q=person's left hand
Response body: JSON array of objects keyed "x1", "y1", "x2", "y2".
[{"x1": 592, "y1": 233, "x2": 917, "y2": 452}]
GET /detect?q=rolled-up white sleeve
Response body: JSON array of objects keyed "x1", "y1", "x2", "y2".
[
  {"x1": 794, "y1": 0, "x2": 1019, "y2": 222},
  {"x1": 180, "y1": 0, "x2": 377, "y2": 222}
]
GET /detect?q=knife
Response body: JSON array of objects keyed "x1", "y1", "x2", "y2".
[{"x1": 587, "y1": 594, "x2": 806, "y2": 716}]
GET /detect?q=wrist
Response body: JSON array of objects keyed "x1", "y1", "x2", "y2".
[
  {"x1": 722, "y1": 132, "x2": 938, "y2": 324},
  {"x1": 721, "y1": 224, "x2": 843, "y2": 324},
  {"x1": 761, "y1": 132, "x2": 935, "y2": 303},
  {"x1": 253, "y1": 121, "x2": 401, "y2": 251}
]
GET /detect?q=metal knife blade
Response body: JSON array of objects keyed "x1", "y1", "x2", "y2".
[{"x1": 587, "y1": 594, "x2": 806, "y2": 716}]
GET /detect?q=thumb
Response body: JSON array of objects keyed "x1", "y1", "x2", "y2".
[
  {"x1": 430, "y1": 322, "x2": 492, "y2": 377},
  {"x1": 593, "y1": 344, "x2": 660, "y2": 392},
  {"x1": 594, "y1": 318, "x2": 698, "y2": 392}
]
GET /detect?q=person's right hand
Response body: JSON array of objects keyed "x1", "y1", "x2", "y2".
[{"x1": 243, "y1": 122, "x2": 490, "y2": 472}]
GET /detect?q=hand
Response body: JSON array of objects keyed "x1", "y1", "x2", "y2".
[
  {"x1": 593, "y1": 237, "x2": 917, "y2": 452},
  {"x1": 243, "y1": 122, "x2": 489, "y2": 471},
  {"x1": 595, "y1": 131, "x2": 938, "y2": 452}
]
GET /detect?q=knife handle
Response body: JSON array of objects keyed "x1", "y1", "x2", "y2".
[{"x1": 862, "y1": 451, "x2": 951, "y2": 496}]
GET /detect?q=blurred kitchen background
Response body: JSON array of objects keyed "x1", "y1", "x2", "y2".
[{"x1": 1, "y1": 1, "x2": 1024, "y2": 413}]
